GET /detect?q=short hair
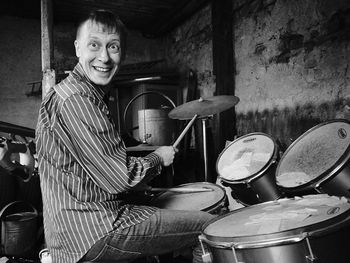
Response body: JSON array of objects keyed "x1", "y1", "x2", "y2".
[{"x1": 76, "y1": 9, "x2": 127, "y2": 60}]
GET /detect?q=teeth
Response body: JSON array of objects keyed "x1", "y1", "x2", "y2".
[{"x1": 94, "y1": 66, "x2": 110, "y2": 72}]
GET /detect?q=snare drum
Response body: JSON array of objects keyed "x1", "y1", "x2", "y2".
[
  {"x1": 276, "y1": 119, "x2": 350, "y2": 198},
  {"x1": 199, "y1": 194, "x2": 350, "y2": 263},
  {"x1": 217, "y1": 132, "x2": 281, "y2": 206},
  {"x1": 150, "y1": 182, "x2": 227, "y2": 214}
]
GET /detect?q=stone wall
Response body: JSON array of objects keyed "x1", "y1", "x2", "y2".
[
  {"x1": 165, "y1": 0, "x2": 350, "y2": 149},
  {"x1": 234, "y1": 0, "x2": 350, "y2": 147}
]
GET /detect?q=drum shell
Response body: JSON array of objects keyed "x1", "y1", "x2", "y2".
[
  {"x1": 205, "y1": 228, "x2": 350, "y2": 263},
  {"x1": 222, "y1": 161, "x2": 280, "y2": 206},
  {"x1": 218, "y1": 133, "x2": 281, "y2": 206}
]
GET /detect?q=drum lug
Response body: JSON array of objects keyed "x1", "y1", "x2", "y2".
[
  {"x1": 201, "y1": 252, "x2": 213, "y2": 263},
  {"x1": 305, "y1": 236, "x2": 318, "y2": 262},
  {"x1": 231, "y1": 246, "x2": 245, "y2": 263},
  {"x1": 199, "y1": 236, "x2": 213, "y2": 263}
]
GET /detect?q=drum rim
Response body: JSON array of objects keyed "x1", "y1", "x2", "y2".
[
  {"x1": 276, "y1": 119, "x2": 350, "y2": 191},
  {"x1": 151, "y1": 182, "x2": 226, "y2": 212},
  {"x1": 201, "y1": 196, "x2": 350, "y2": 245},
  {"x1": 217, "y1": 132, "x2": 278, "y2": 184}
]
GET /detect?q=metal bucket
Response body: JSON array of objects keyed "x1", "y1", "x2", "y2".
[
  {"x1": 0, "y1": 201, "x2": 38, "y2": 257},
  {"x1": 138, "y1": 109, "x2": 174, "y2": 146}
]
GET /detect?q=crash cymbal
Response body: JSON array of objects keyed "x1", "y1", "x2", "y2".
[{"x1": 168, "y1": 95, "x2": 239, "y2": 120}]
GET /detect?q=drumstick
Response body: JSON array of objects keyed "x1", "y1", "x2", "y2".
[
  {"x1": 172, "y1": 114, "x2": 198, "y2": 148},
  {"x1": 149, "y1": 187, "x2": 213, "y2": 193}
]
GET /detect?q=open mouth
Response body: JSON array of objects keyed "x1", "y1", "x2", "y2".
[{"x1": 93, "y1": 66, "x2": 111, "y2": 73}]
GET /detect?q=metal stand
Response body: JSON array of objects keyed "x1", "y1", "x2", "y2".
[{"x1": 201, "y1": 116, "x2": 211, "y2": 182}]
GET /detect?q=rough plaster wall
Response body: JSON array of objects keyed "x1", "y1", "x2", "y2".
[
  {"x1": 125, "y1": 31, "x2": 165, "y2": 63},
  {"x1": 234, "y1": 0, "x2": 350, "y2": 114},
  {"x1": 0, "y1": 16, "x2": 42, "y2": 129},
  {"x1": 165, "y1": 4, "x2": 214, "y2": 100},
  {"x1": 165, "y1": 0, "x2": 350, "y2": 148}
]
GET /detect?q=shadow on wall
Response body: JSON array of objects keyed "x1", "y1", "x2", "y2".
[{"x1": 236, "y1": 98, "x2": 346, "y2": 152}]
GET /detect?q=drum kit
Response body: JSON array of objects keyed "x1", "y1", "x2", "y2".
[{"x1": 149, "y1": 95, "x2": 350, "y2": 263}]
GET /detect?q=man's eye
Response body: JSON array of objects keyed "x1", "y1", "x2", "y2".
[
  {"x1": 109, "y1": 44, "x2": 120, "y2": 53},
  {"x1": 88, "y1": 43, "x2": 99, "y2": 50}
]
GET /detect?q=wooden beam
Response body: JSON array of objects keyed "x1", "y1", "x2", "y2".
[
  {"x1": 41, "y1": 0, "x2": 55, "y2": 97},
  {"x1": 211, "y1": 0, "x2": 236, "y2": 159}
]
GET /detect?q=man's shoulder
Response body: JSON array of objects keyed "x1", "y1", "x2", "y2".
[{"x1": 54, "y1": 75, "x2": 93, "y2": 101}]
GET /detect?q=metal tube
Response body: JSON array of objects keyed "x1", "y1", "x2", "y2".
[{"x1": 202, "y1": 118, "x2": 208, "y2": 182}]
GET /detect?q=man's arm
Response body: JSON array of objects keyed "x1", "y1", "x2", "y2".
[{"x1": 60, "y1": 93, "x2": 167, "y2": 194}]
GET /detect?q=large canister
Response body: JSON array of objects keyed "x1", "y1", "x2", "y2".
[{"x1": 138, "y1": 109, "x2": 174, "y2": 146}]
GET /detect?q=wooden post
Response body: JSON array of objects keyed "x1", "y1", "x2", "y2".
[
  {"x1": 212, "y1": 0, "x2": 236, "y2": 143},
  {"x1": 211, "y1": 0, "x2": 236, "y2": 171},
  {"x1": 41, "y1": 0, "x2": 55, "y2": 97}
]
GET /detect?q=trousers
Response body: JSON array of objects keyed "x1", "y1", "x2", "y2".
[{"x1": 80, "y1": 209, "x2": 216, "y2": 263}]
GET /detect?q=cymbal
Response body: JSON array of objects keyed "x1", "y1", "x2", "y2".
[{"x1": 168, "y1": 95, "x2": 239, "y2": 120}]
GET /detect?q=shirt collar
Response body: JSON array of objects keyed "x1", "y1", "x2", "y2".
[{"x1": 71, "y1": 63, "x2": 110, "y2": 99}]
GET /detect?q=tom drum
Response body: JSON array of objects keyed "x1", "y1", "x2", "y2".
[
  {"x1": 217, "y1": 132, "x2": 281, "y2": 206},
  {"x1": 276, "y1": 119, "x2": 350, "y2": 198},
  {"x1": 199, "y1": 194, "x2": 350, "y2": 263}
]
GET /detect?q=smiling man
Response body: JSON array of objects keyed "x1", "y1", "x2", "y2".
[{"x1": 36, "y1": 10, "x2": 214, "y2": 263}]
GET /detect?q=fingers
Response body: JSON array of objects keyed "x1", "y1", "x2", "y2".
[{"x1": 154, "y1": 146, "x2": 177, "y2": 167}]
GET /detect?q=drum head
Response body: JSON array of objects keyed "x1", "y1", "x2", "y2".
[
  {"x1": 217, "y1": 133, "x2": 276, "y2": 182},
  {"x1": 203, "y1": 194, "x2": 350, "y2": 243},
  {"x1": 150, "y1": 183, "x2": 225, "y2": 212},
  {"x1": 276, "y1": 120, "x2": 350, "y2": 189}
]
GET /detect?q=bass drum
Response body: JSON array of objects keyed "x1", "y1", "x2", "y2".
[
  {"x1": 217, "y1": 132, "x2": 281, "y2": 206},
  {"x1": 276, "y1": 119, "x2": 350, "y2": 198},
  {"x1": 199, "y1": 194, "x2": 350, "y2": 263},
  {"x1": 150, "y1": 182, "x2": 227, "y2": 214}
]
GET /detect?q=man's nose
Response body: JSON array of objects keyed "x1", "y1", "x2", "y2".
[{"x1": 98, "y1": 47, "x2": 110, "y2": 62}]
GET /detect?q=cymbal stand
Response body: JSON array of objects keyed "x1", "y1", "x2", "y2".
[{"x1": 201, "y1": 115, "x2": 212, "y2": 182}]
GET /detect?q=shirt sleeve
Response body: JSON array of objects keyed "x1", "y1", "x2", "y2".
[{"x1": 59, "y1": 93, "x2": 162, "y2": 194}]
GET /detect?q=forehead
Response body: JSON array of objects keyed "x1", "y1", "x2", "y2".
[{"x1": 79, "y1": 20, "x2": 120, "y2": 39}]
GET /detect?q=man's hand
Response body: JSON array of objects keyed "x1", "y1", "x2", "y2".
[{"x1": 154, "y1": 146, "x2": 177, "y2": 167}]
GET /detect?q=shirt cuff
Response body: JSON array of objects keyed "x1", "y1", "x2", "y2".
[{"x1": 145, "y1": 152, "x2": 162, "y2": 167}]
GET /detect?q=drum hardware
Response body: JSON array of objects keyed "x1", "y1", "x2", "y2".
[{"x1": 169, "y1": 96, "x2": 239, "y2": 181}]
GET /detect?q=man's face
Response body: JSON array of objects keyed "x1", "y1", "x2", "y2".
[{"x1": 74, "y1": 21, "x2": 122, "y2": 86}]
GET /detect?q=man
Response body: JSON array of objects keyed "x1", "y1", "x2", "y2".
[{"x1": 36, "y1": 10, "x2": 214, "y2": 263}]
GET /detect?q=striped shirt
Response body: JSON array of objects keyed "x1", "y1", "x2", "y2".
[{"x1": 35, "y1": 63, "x2": 162, "y2": 263}]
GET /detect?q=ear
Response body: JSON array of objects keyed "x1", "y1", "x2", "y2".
[{"x1": 74, "y1": 40, "x2": 81, "y2": 58}]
